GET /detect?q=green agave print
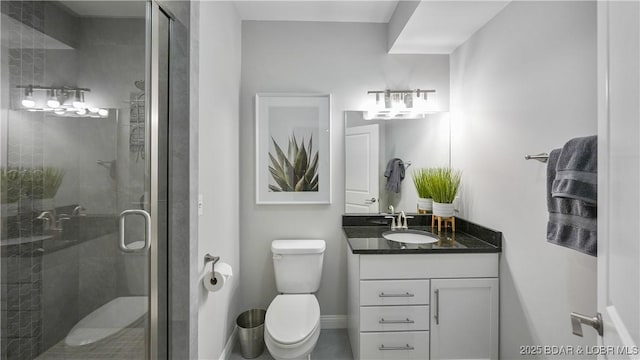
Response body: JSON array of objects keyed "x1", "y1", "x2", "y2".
[{"x1": 268, "y1": 134, "x2": 319, "y2": 192}]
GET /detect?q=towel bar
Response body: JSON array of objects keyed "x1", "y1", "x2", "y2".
[{"x1": 524, "y1": 153, "x2": 549, "y2": 163}]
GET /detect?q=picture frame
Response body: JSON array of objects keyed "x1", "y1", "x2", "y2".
[{"x1": 255, "y1": 93, "x2": 332, "y2": 204}]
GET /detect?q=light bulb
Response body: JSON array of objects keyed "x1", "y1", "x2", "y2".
[
  {"x1": 22, "y1": 98, "x2": 35, "y2": 108},
  {"x1": 73, "y1": 90, "x2": 85, "y2": 109},
  {"x1": 88, "y1": 107, "x2": 99, "y2": 113},
  {"x1": 98, "y1": 109, "x2": 108, "y2": 117},
  {"x1": 54, "y1": 109, "x2": 65, "y2": 115},
  {"x1": 22, "y1": 86, "x2": 35, "y2": 108},
  {"x1": 47, "y1": 90, "x2": 60, "y2": 108},
  {"x1": 77, "y1": 108, "x2": 87, "y2": 116}
]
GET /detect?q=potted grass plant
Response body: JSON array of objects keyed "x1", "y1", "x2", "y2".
[
  {"x1": 427, "y1": 167, "x2": 462, "y2": 218},
  {"x1": 1, "y1": 168, "x2": 22, "y2": 216},
  {"x1": 412, "y1": 168, "x2": 433, "y2": 212}
]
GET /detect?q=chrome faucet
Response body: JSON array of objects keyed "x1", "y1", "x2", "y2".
[
  {"x1": 388, "y1": 205, "x2": 395, "y2": 215},
  {"x1": 37, "y1": 211, "x2": 70, "y2": 232},
  {"x1": 36, "y1": 211, "x2": 56, "y2": 231},
  {"x1": 397, "y1": 211, "x2": 408, "y2": 230},
  {"x1": 72, "y1": 205, "x2": 86, "y2": 216},
  {"x1": 385, "y1": 210, "x2": 413, "y2": 230}
]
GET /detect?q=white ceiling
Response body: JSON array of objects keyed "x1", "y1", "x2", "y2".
[
  {"x1": 56, "y1": 0, "x2": 509, "y2": 54},
  {"x1": 234, "y1": 1, "x2": 399, "y2": 23},
  {"x1": 58, "y1": 0, "x2": 146, "y2": 18},
  {"x1": 389, "y1": 1, "x2": 511, "y2": 54}
]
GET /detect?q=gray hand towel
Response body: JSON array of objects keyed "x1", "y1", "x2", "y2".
[
  {"x1": 552, "y1": 135, "x2": 597, "y2": 205},
  {"x1": 384, "y1": 158, "x2": 405, "y2": 193},
  {"x1": 547, "y1": 149, "x2": 597, "y2": 256}
]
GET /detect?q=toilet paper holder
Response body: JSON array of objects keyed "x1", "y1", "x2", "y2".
[{"x1": 204, "y1": 254, "x2": 220, "y2": 274}]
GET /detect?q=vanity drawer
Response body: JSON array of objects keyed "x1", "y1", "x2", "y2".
[
  {"x1": 360, "y1": 280, "x2": 430, "y2": 306},
  {"x1": 360, "y1": 306, "x2": 429, "y2": 332},
  {"x1": 360, "y1": 331, "x2": 429, "y2": 360},
  {"x1": 360, "y1": 253, "x2": 499, "y2": 279}
]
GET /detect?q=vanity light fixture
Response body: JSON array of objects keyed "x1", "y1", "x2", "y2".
[
  {"x1": 365, "y1": 89, "x2": 437, "y2": 120},
  {"x1": 16, "y1": 85, "x2": 109, "y2": 118}
]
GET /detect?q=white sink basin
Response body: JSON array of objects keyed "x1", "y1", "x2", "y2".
[{"x1": 382, "y1": 230, "x2": 438, "y2": 244}]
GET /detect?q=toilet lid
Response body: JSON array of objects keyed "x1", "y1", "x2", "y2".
[{"x1": 266, "y1": 294, "x2": 320, "y2": 345}]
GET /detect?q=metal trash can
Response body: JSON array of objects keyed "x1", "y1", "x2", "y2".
[{"x1": 236, "y1": 309, "x2": 266, "y2": 359}]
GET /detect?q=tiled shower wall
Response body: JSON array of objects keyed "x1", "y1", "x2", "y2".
[{"x1": 1, "y1": 1, "x2": 47, "y2": 359}]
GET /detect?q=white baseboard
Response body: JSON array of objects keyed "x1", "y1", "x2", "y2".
[
  {"x1": 320, "y1": 315, "x2": 347, "y2": 329},
  {"x1": 219, "y1": 325, "x2": 238, "y2": 360}
]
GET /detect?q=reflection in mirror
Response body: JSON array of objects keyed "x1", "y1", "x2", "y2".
[{"x1": 344, "y1": 110, "x2": 450, "y2": 214}]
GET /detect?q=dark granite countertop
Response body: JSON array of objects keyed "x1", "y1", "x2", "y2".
[{"x1": 343, "y1": 214, "x2": 502, "y2": 254}]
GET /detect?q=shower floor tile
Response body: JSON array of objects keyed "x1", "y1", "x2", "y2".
[{"x1": 34, "y1": 327, "x2": 145, "y2": 360}]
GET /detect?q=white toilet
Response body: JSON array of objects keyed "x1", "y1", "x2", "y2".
[
  {"x1": 264, "y1": 239, "x2": 326, "y2": 360},
  {"x1": 65, "y1": 241, "x2": 148, "y2": 346}
]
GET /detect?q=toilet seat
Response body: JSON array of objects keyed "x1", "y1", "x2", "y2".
[{"x1": 265, "y1": 294, "x2": 320, "y2": 345}]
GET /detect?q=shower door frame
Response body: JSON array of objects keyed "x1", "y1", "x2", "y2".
[
  {"x1": 148, "y1": 1, "x2": 171, "y2": 359},
  {"x1": 148, "y1": 1, "x2": 194, "y2": 358}
]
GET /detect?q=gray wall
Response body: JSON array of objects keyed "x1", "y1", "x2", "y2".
[
  {"x1": 196, "y1": 2, "x2": 242, "y2": 359},
  {"x1": 239, "y1": 21, "x2": 449, "y2": 317},
  {"x1": 450, "y1": 1, "x2": 598, "y2": 358}
]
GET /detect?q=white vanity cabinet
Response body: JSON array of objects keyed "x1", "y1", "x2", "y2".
[{"x1": 347, "y1": 251, "x2": 499, "y2": 360}]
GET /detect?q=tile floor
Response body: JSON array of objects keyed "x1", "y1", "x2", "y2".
[{"x1": 229, "y1": 329, "x2": 353, "y2": 360}]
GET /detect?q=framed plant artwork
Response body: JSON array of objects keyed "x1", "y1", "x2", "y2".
[{"x1": 255, "y1": 93, "x2": 331, "y2": 204}]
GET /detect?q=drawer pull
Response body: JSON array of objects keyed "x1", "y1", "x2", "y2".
[
  {"x1": 379, "y1": 318, "x2": 415, "y2": 324},
  {"x1": 379, "y1": 292, "x2": 414, "y2": 298},
  {"x1": 379, "y1": 344, "x2": 415, "y2": 351},
  {"x1": 434, "y1": 289, "x2": 440, "y2": 324}
]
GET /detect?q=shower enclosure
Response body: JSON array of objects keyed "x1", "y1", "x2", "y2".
[{"x1": 0, "y1": 1, "x2": 182, "y2": 359}]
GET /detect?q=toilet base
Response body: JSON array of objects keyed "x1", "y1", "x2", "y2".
[{"x1": 264, "y1": 325, "x2": 320, "y2": 360}]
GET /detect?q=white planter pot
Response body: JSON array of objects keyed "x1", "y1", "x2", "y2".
[
  {"x1": 417, "y1": 198, "x2": 433, "y2": 211},
  {"x1": 433, "y1": 202, "x2": 454, "y2": 218}
]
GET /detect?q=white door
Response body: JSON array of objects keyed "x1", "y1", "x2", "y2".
[
  {"x1": 345, "y1": 124, "x2": 380, "y2": 213},
  {"x1": 595, "y1": 1, "x2": 640, "y2": 356},
  {"x1": 430, "y1": 278, "x2": 499, "y2": 360}
]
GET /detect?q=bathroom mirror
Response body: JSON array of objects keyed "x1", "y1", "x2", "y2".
[{"x1": 344, "y1": 110, "x2": 450, "y2": 214}]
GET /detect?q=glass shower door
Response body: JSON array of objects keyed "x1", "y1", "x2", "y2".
[{"x1": 0, "y1": 1, "x2": 166, "y2": 359}]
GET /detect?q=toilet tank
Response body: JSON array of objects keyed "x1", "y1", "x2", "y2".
[{"x1": 272, "y1": 239, "x2": 325, "y2": 294}]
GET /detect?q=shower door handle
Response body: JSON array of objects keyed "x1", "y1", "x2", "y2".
[{"x1": 119, "y1": 209, "x2": 151, "y2": 252}]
